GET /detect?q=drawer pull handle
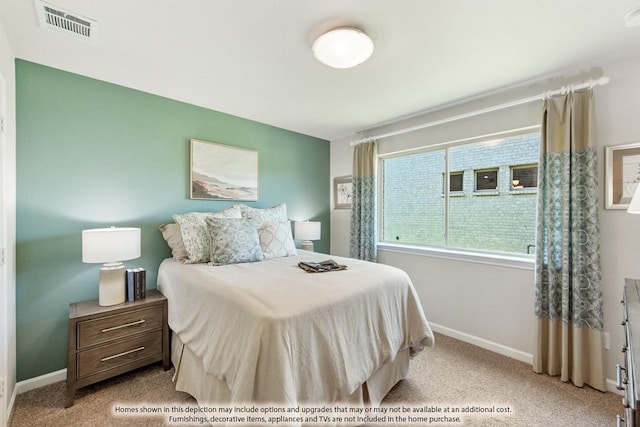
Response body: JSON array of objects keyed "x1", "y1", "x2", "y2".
[
  {"x1": 617, "y1": 364, "x2": 627, "y2": 390},
  {"x1": 101, "y1": 319, "x2": 145, "y2": 333},
  {"x1": 101, "y1": 346, "x2": 145, "y2": 362}
]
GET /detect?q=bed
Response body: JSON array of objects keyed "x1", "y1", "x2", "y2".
[{"x1": 156, "y1": 204, "x2": 434, "y2": 424}]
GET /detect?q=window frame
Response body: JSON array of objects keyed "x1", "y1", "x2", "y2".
[
  {"x1": 474, "y1": 168, "x2": 499, "y2": 192},
  {"x1": 510, "y1": 163, "x2": 539, "y2": 191},
  {"x1": 377, "y1": 126, "x2": 540, "y2": 263},
  {"x1": 442, "y1": 171, "x2": 464, "y2": 194}
]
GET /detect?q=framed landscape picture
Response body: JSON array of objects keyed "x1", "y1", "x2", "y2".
[
  {"x1": 190, "y1": 139, "x2": 258, "y2": 201},
  {"x1": 334, "y1": 175, "x2": 352, "y2": 209},
  {"x1": 605, "y1": 142, "x2": 640, "y2": 209}
]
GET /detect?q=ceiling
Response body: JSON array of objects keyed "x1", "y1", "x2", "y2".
[{"x1": 2, "y1": 0, "x2": 640, "y2": 141}]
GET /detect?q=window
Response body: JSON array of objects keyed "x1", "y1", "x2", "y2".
[
  {"x1": 443, "y1": 171, "x2": 464, "y2": 193},
  {"x1": 475, "y1": 168, "x2": 498, "y2": 191},
  {"x1": 382, "y1": 150, "x2": 445, "y2": 246},
  {"x1": 511, "y1": 164, "x2": 538, "y2": 189},
  {"x1": 380, "y1": 132, "x2": 540, "y2": 255}
]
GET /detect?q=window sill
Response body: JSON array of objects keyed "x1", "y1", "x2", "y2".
[
  {"x1": 508, "y1": 188, "x2": 537, "y2": 195},
  {"x1": 472, "y1": 190, "x2": 500, "y2": 196},
  {"x1": 377, "y1": 242, "x2": 535, "y2": 270}
]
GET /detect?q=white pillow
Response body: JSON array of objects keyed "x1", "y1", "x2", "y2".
[
  {"x1": 258, "y1": 221, "x2": 297, "y2": 260},
  {"x1": 158, "y1": 223, "x2": 188, "y2": 262}
]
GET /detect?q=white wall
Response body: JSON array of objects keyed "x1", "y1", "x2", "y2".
[
  {"x1": 596, "y1": 55, "x2": 640, "y2": 384},
  {"x1": 330, "y1": 56, "x2": 640, "y2": 387},
  {"x1": 0, "y1": 18, "x2": 16, "y2": 427},
  {"x1": 329, "y1": 134, "x2": 353, "y2": 257}
]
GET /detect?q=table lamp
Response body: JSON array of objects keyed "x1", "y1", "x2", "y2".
[
  {"x1": 82, "y1": 227, "x2": 141, "y2": 306},
  {"x1": 294, "y1": 221, "x2": 321, "y2": 251}
]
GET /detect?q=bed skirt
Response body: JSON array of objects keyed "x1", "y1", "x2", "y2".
[{"x1": 171, "y1": 331, "x2": 409, "y2": 417}]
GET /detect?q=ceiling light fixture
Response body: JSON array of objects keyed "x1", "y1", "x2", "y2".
[
  {"x1": 312, "y1": 27, "x2": 374, "y2": 69},
  {"x1": 625, "y1": 6, "x2": 640, "y2": 27}
]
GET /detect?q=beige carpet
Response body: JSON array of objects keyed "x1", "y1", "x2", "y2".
[{"x1": 9, "y1": 333, "x2": 620, "y2": 426}]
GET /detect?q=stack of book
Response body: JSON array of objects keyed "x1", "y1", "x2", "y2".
[{"x1": 125, "y1": 268, "x2": 146, "y2": 301}]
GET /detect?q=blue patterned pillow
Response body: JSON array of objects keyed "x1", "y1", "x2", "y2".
[
  {"x1": 173, "y1": 206, "x2": 242, "y2": 264},
  {"x1": 206, "y1": 217, "x2": 264, "y2": 266}
]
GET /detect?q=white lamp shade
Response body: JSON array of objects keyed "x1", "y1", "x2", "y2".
[
  {"x1": 294, "y1": 221, "x2": 321, "y2": 241},
  {"x1": 312, "y1": 27, "x2": 374, "y2": 69},
  {"x1": 82, "y1": 227, "x2": 141, "y2": 263},
  {"x1": 629, "y1": 184, "x2": 640, "y2": 214},
  {"x1": 625, "y1": 7, "x2": 640, "y2": 27}
]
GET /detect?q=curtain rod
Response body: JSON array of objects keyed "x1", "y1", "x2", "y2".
[{"x1": 349, "y1": 76, "x2": 610, "y2": 146}]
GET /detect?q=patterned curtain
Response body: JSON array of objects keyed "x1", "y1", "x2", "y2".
[
  {"x1": 350, "y1": 140, "x2": 377, "y2": 261},
  {"x1": 533, "y1": 90, "x2": 605, "y2": 391}
]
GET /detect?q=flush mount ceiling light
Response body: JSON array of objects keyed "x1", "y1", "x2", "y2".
[
  {"x1": 625, "y1": 6, "x2": 640, "y2": 27},
  {"x1": 312, "y1": 27, "x2": 374, "y2": 69}
]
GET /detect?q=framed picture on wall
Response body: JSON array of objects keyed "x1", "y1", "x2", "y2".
[
  {"x1": 605, "y1": 142, "x2": 640, "y2": 209},
  {"x1": 334, "y1": 175, "x2": 353, "y2": 209},
  {"x1": 190, "y1": 139, "x2": 258, "y2": 201}
]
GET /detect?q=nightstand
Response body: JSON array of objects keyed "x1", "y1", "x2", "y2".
[{"x1": 65, "y1": 289, "x2": 170, "y2": 408}]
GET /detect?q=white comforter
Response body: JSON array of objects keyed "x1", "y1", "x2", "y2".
[{"x1": 157, "y1": 251, "x2": 433, "y2": 406}]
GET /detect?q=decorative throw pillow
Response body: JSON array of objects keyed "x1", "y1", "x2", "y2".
[
  {"x1": 158, "y1": 223, "x2": 188, "y2": 262},
  {"x1": 173, "y1": 205, "x2": 242, "y2": 263},
  {"x1": 206, "y1": 217, "x2": 264, "y2": 266},
  {"x1": 258, "y1": 221, "x2": 297, "y2": 260},
  {"x1": 237, "y1": 203, "x2": 288, "y2": 222}
]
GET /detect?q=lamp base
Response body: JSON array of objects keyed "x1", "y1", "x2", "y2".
[
  {"x1": 301, "y1": 240, "x2": 314, "y2": 252},
  {"x1": 99, "y1": 262, "x2": 126, "y2": 306}
]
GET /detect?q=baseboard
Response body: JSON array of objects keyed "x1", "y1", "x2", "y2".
[
  {"x1": 6, "y1": 368, "x2": 66, "y2": 424},
  {"x1": 7, "y1": 385, "x2": 17, "y2": 426},
  {"x1": 430, "y1": 323, "x2": 622, "y2": 395},
  {"x1": 15, "y1": 368, "x2": 66, "y2": 394},
  {"x1": 429, "y1": 322, "x2": 534, "y2": 364}
]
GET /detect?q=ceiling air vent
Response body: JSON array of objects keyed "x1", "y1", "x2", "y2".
[{"x1": 35, "y1": 0, "x2": 97, "y2": 43}]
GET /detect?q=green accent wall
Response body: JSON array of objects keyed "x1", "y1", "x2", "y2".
[{"x1": 15, "y1": 59, "x2": 330, "y2": 381}]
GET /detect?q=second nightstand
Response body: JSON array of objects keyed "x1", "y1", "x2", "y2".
[{"x1": 66, "y1": 288, "x2": 170, "y2": 407}]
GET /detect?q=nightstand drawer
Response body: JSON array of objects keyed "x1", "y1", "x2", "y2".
[
  {"x1": 77, "y1": 330, "x2": 162, "y2": 379},
  {"x1": 77, "y1": 306, "x2": 162, "y2": 349}
]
